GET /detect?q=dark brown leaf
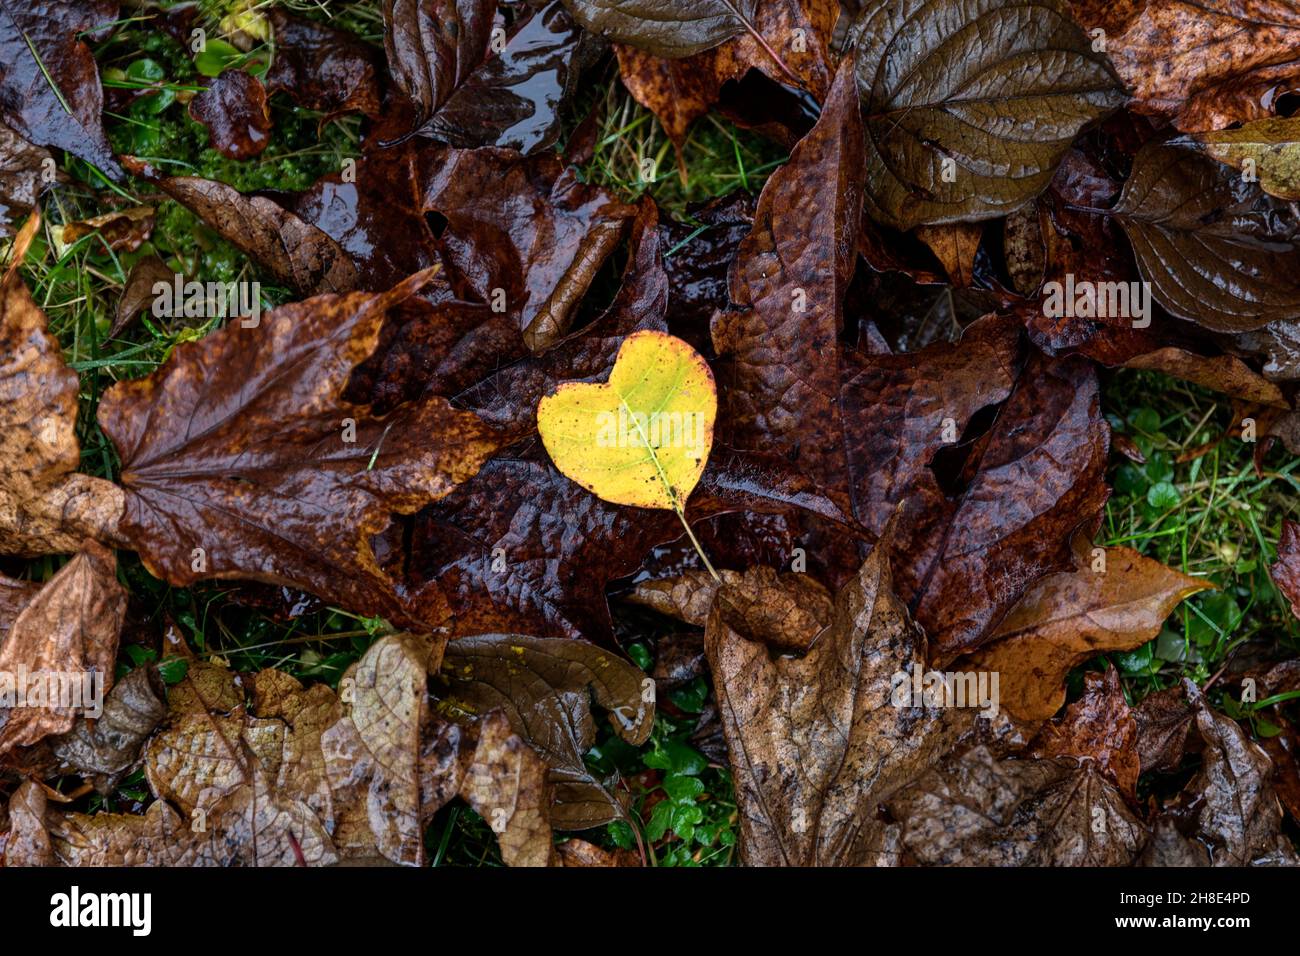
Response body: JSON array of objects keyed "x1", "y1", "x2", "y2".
[
  {"x1": 189, "y1": 70, "x2": 272, "y2": 160},
  {"x1": 97, "y1": 271, "x2": 503, "y2": 631},
  {"x1": 1065, "y1": 0, "x2": 1300, "y2": 131},
  {"x1": 1112, "y1": 140, "x2": 1300, "y2": 332},
  {"x1": 712, "y1": 55, "x2": 863, "y2": 499},
  {"x1": 0, "y1": 0, "x2": 123, "y2": 180},
  {"x1": 264, "y1": 8, "x2": 381, "y2": 120},
  {"x1": 887, "y1": 745, "x2": 1148, "y2": 865},
  {"x1": 129, "y1": 165, "x2": 360, "y2": 297},
  {"x1": 706, "y1": 531, "x2": 972, "y2": 865},
  {"x1": 614, "y1": 0, "x2": 836, "y2": 154},
  {"x1": 850, "y1": 0, "x2": 1123, "y2": 229},
  {"x1": 421, "y1": 1, "x2": 591, "y2": 155},
  {"x1": 1270, "y1": 519, "x2": 1300, "y2": 620},
  {"x1": 0, "y1": 122, "x2": 53, "y2": 237},
  {"x1": 1, "y1": 214, "x2": 124, "y2": 556},
  {"x1": 560, "y1": 0, "x2": 763, "y2": 58},
  {"x1": 1171, "y1": 681, "x2": 1299, "y2": 865},
  {"x1": 112, "y1": 253, "x2": 174, "y2": 338},
  {"x1": 48, "y1": 665, "x2": 166, "y2": 794},
  {"x1": 1134, "y1": 684, "x2": 1196, "y2": 775},
  {"x1": 0, "y1": 542, "x2": 125, "y2": 756}
]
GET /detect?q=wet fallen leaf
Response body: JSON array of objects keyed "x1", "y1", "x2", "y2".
[
  {"x1": 1122, "y1": 348, "x2": 1286, "y2": 407},
  {"x1": 58, "y1": 205, "x2": 154, "y2": 254},
  {"x1": 189, "y1": 70, "x2": 272, "y2": 160},
  {"x1": 0, "y1": 0, "x2": 123, "y2": 180},
  {"x1": 1171, "y1": 681, "x2": 1299, "y2": 865},
  {"x1": 0, "y1": 122, "x2": 53, "y2": 237},
  {"x1": 850, "y1": 0, "x2": 1123, "y2": 229},
  {"x1": 0, "y1": 541, "x2": 126, "y2": 756},
  {"x1": 887, "y1": 745, "x2": 1148, "y2": 865},
  {"x1": 112, "y1": 253, "x2": 174, "y2": 338},
  {"x1": 914, "y1": 223, "x2": 983, "y2": 288},
  {"x1": 1112, "y1": 140, "x2": 1300, "y2": 332},
  {"x1": 382, "y1": 0, "x2": 497, "y2": 135},
  {"x1": 555, "y1": 837, "x2": 639, "y2": 866},
  {"x1": 264, "y1": 8, "x2": 382, "y2": 120},
  {"x1": 49, "y1": 665, "x2": 167, "y2": 793},
  {"x1": 561, "y1": 0, "x2": 765, "y2": 58},
  {"x1": 1065, "y1": 0, "x2": 1300, "y2": 131},
  {"x1": 435, "y1": 632, "x2": 653, "y2": 828},
  {"x1": 321, "y1": 633, "x2": 436, "y2": 864},
  {"x1": 1133, "y1": 684, "x2": 1196, "y2": 775},
  {"x1": 712, "y1": 56, "x2": 862, "y2": 499},
  {"x1": 964, "y1": 546, "x2": 1212, "y2": 720},
  {"x1": 706, "y1": 529, "x2": 972, "y2": 865},
  {"x1": 614, "y1": 0, "x2": 835, "y2": 156},
  {"x1": 1029, "y1": 666, "x2": 1140, "y2": 802},
  {"x1": 420, "y1": 145, "x2": 637, "y2": 350},
  {"x1": 97, "y1": 270, "x2": 503, "y2": 630},
  {"x1": 458, "y1": 709, "x2": 557, "y2": 866},
  {"x1": 135, "y1": 171, "x2": 361, "y2": 297},
  {"x1": 1271, "y1": 519, "x2": 1300, "y2": 620},
  {"x1": 1, "y1": 214, "x2": 125, "y2": 556}
]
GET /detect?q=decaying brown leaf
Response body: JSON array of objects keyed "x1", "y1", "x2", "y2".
[
  {"x1": 0, "y1": 122, "x2": 54, "y2": 237},
  {"x1": 0, "y1": 0, "x2": 123, "y2": 181},
  {"x1": 6, "y1": 634, "x2": 562, "y2": 867},
  {"x1": 712, "y1": 56, "x2": 861, "y2": 498},
  {"x1": 458, "y1": 709, "x2": 557, "y2": 866},
  {"x1": 264, "y1": 8, "x2": 382, "y2": 120},
  {"x1": 1066, "y1": 0, "x2": 1300, "y2": 131},
  {"x1": 189, "y1": 70, "x2": 272, "y2": 161},
  {"x1": 435, "y1": 632, "x2": 653, "y2": 829},
  {"x1": 49, "y1": 664, "x2": 167, "y2": 793},
  {"x1": 887, "y1": 745, "x2": 1148, "y2": 866},
  {"x1": 965, "y1": 546, "x2": 1210, "y2": 720},
  {"x1": 96, "y1": 271, "x2": 503, "y2": 631},
  {"x1": 112, "y1": 253, "x2": 174, "y2": 338},
  {"x1": 1, "y1": 214, "x2": 124, "y2": 556},
  {"x1": 1029, "y1": 666, "x2": 1140, "y2": 802},
  {"x1": 706, "y1": 530, "x2": 972, "y2": 866},
  {"x1": 1171, "y1": 682, "x2": 1299, "y2": 866},
  {"x1": 615, "y1": 0, "x2": 836, "y2": 157},
  {"x1": 0, "y1": 541, "x2": 126, "y2": 756},
  {"x1": 126, "y1": 165, "x2": 361, "y2": 298},
  {"x1": 1112, "y1": 140, "x2": 1300, "y2": 332},
  {"x1": 58, "y1": 206, "x2": 154, "y2": 254},
  {"x1": 1134, "y1": 684, "x2": 1196, "y2": 775},
  {"x1": 1271, "y1": 519, "x2": 1300, "y2": 621}
]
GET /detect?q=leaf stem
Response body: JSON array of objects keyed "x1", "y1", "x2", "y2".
[{"x1": 673, "y1": 502, "x2": 721, "y2": 583}]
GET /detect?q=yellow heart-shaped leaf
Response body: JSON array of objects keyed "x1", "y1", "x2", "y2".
[{"x1": 537, "y1": 330, "x2": 716, "y2": 510}]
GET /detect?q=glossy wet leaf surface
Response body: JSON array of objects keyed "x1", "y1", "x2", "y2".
[{"x1": 1, "y1": 0, "x2": 1299, "y2": 872}]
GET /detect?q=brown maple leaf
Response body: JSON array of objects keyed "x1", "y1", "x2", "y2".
[
  {"x1": 706, "y1": 529, "x2": 972, "y2": 866},
  {"x1": 96, "y1": 269, "x2": 503, "y2": 631}
]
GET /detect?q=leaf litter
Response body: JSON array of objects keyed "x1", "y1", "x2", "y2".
[{"x1": 0, "y1": 0, "x2": 1299, "y2": 869}]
